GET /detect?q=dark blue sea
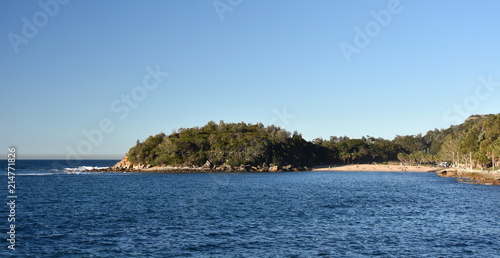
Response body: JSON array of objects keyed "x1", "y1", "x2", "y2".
[{"x1": 2, "y1": 160, "x2": 500, "y2": 257}]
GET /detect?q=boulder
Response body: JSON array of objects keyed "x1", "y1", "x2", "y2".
[
  {"x1": 215, "y1": 164, "x2": 233, "y2": 172},
  {"x1": 201, "y1": 160, "x2": 213, "y2": 169},
  {"x1": 269, "y1": 165, "x2": 280, "y2": 172}
]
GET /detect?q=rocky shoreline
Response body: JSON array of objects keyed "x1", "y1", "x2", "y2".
[
  {"x1": 84, "y1": 157, "x2": 500, "y2": 185},
  {"x1": 88, "y1": 157, "x2": 310, "y2": 173},
  {"x1": 437, "y1": 169, "x2": 500, "y2": 185}
]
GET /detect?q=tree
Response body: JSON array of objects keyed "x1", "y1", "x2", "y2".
[
  {"x1": 459, "y1": 127, "x2": 480, "y2": 154},
  {"x1": 474, "y1": 152, "x2": 490, "y2": 168},
  {"x1": 124, "y1": 114, "x2": 500, "y2": 169}
]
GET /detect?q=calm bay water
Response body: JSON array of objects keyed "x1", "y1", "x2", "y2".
[{"x1": 2, "y1": 160, "x2": 500, "y2": 257}]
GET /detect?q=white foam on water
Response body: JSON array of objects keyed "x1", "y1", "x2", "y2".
[
  {"x1": 16, "y1": 173, "x2": 59, "y2": 176},
  {"x1": 65, "y1": 166, "x2": 109, "y2": 172}
]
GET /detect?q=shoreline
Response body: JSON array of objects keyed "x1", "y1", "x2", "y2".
[
  {"x1": 91, "y1": 163, "x2": 441, "y2": 173},
  {"x1": 312, "y1": 164, "x2": 442, "y2": 172},
  {"x1": 314, "y1": 164, "x2": 500, "y2": 185},
  {"x1": 93, "y1": 162, "x2": 309, "y2": 173},
  {"x1": 86, "y1": 160, "x2": 500, "y2": 185},
  {"x1": 437, "y1": 170, "x2": 500, "y2": 185}
]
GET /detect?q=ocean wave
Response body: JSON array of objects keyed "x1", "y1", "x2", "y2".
[
  {"x1": 65, "y1": 166, "x2": 109, "y2": 172},
  {"x1": 11, "y1": 171, "x2": 109, "y2": 176},
  {"x1": 49, "y1": 168, "x2": 66, "y2": 172},
  {"x1": 16, "y1": 173, "x2": 60, "y2": 176}
]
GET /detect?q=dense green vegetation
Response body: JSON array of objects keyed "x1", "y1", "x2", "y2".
[
  {"x1": 127, "y1": 121, "x2": 323, "y2": 167},
  {"x1": 436, "y1": 114, "x2": 500, "y2": 169},
  {"x1": 127, "y1": 114, "x2": 500, "y2": 169}
]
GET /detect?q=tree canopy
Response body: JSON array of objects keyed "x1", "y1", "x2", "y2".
[
  {"x1": 127, "y1": 121, "x2": 322, "y2": 167},
  {"x1": 126, "y1": 114, "x2": 500, "y2": 169}
]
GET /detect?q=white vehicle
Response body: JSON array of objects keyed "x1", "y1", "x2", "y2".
[{"x1": 438, "y1": 162, "x2": 450, "y2": 167}]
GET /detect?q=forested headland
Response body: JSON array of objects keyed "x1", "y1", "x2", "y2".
[{"x1": 124, "y1": 114, "x2": 500, "y2": 170}]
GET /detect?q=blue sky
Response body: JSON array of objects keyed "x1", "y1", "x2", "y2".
[{"x1": 1, "y1": 0, "x2": 500, "y2": 159}]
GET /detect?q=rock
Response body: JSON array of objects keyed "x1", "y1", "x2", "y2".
[
  {"x1": 201, "y1": 160, "x2": 213, "y2": 169},
  {"x1": 112, "y1": 156, "x2": 132, "y2": 171},
  {"x1": 108, "y1": 157, "x2": 312, "y2": 173},
  {"x1": 269, "y1": 165, "x2": 280, "y2": 172},
  {"x1": 215, "y1": 164, "x2": 233, "y2": 172},
  {"x1": 238, "y1": 165, "x2": 252, "y2": 172}
]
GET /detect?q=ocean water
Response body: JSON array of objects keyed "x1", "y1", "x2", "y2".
[{"x1": 2, "y1": 160, "x2": 500, "y2": 257}]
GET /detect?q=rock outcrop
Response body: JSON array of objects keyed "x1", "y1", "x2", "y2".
[
  {"x1": 95, "y1": 157, "x2": 310, "y2": 173},
  {"x1": 437, "y1": 170, "x2": 500, "y2": 185}
]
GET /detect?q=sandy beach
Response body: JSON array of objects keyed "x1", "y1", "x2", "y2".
[{"x1": 313, "y1": 164, "x2": 442, "y2": 172}]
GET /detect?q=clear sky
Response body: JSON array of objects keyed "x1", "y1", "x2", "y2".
[{"x1": 1, "y1": 0, "x2": 500, "y2": 159}]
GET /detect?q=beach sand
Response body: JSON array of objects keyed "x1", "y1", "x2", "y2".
[{"x1": 313, "y1": 164, "x2": 440, "y2": 172}]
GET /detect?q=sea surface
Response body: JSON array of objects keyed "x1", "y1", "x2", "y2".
[{"x1": 1, "y1": 160, "x2": 500, "y2": 257}]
